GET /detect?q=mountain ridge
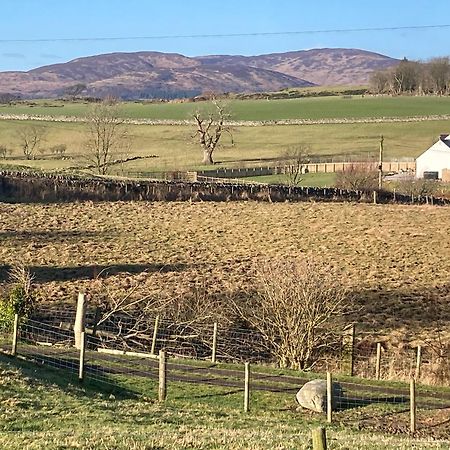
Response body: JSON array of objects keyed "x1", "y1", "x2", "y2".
[{"x1": 0, "y1": 48, "x2": 399, "y2": 100}]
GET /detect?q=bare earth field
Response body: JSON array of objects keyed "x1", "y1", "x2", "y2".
[{"x1": 0, "y1": 201, "x2": 449, "y2": 345}]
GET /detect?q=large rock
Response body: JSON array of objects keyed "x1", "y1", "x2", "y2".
[{"x1": 296, "y1": 379, "x2": 343, "y2": 413}]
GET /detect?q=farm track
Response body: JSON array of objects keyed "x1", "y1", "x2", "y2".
[{"x1": 3, "y1": 341, "x2": 449, "y2": 409}]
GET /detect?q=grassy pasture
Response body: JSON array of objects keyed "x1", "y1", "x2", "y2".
[
  {"x1": 2, "y1": 95, "x2": 450, "y2": 121},
  {"x1": 0, "y1": 201, "x2": 448, "y2": 345},
  {"x1": 0, "y1": 118, "x2": 447, "y2": 173},
  {"x1": 1, "y1": 354, "x2": 449, "y2": 449}
]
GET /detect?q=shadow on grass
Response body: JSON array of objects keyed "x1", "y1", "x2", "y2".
[
  {"x1": 337, "y1": 395, "x2": 408, "y2": 411},
  {"x1": 0, "y1": 262, "x2": 189, "y2": 282},
  {"x1": 171, "y1": 388, "x2": 243, "y2": 401},
  {"x1": 0, "y1": 352, "x2": 139, "y2": 400}
]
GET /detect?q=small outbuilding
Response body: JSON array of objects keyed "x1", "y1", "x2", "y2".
[{"x1": 416, "y1": 134, "x2": 450, "y2": 179}]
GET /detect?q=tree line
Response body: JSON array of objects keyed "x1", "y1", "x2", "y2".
[{"x1": 371, "y1": 57, "x2": 450, "y2": 95}]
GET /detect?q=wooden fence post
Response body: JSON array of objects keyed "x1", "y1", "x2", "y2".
[
  {"x1": 78, "y1": 331, "x2": 86, "y2": 382},
  {"x1": 326, "y1": 372, "x2": 332, "y2": 424},
  {"x1": 244, "y1": 362, "x2": 250, "y2": 413},
  {"x1": 159, "y1": 350, "x2": 167, "y2": 403},
  {"x1": 410, "y1": 377, "x2": 416, "y2": 434},
  {"x1": 312, "y1": 427, "x2": 327, "y2": 450},
  {"x1": 11, "y1": 313, "x2": 19, "y2": 356},
  {"x1": 342, "y1": 324, "x2": 355, "y2": 376},
  {"x1": 211, "y1": 322, "x2": 218, "y2": 364},
  {"x1": 375, "y1": 343, "x2": 382, "y2": 380},
  {"x1": 415, "y1": 345, "x2": 422, "y2": 381},
  {"x1": 151, "y1": 315, "x2": 160, "y2": 356},
  {"x1": 74, "y1": 292, "x2": 86, "y2": 350}
]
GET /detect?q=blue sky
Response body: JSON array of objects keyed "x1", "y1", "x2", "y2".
[{"x1": 1, "y1": 0, "x2": 449, "y2": 71}]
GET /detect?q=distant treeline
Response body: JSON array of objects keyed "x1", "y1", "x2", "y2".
[
  {"x1": 236, "y1": 88, "x2": 368, "y2": 100},
  {"x1": 0, "y1": 171, "x2": 448, "y2": 206},
  {"x1": 371, "y1": 57, "x2": 450, "y2": 95}
]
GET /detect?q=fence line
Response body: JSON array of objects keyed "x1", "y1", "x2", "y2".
[
  {"x1": 30, "y1": 308, "x2": 450, "y2": 387},
  {"x1": 1, "y1": 316, "x2": 449, "y2": 439}
]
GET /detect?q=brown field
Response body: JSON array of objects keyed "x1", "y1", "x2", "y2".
[{"x1": 0, "y1": 200, "x2": 449, "y2": 346}]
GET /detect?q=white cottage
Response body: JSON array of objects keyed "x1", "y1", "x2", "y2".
[{"x1": 416, "y1": 134, "x2": 450, "y2": 179}]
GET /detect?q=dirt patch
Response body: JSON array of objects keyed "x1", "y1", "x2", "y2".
[{"x1": 356, "y1": 407, "x2": 450, "y2": 439}]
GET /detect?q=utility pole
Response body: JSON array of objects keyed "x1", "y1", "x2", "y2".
[{"x1": 378, "y1": 135, "x2": 384, "y2": 190}]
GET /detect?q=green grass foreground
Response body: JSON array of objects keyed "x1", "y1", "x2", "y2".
[{"x1": 1, "y1": 354, "x2": 449, "y2": 449}]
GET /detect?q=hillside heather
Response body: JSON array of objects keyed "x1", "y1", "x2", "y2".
[{"x1": 0, "y1": 48, "x2": 397, "y2": 99}]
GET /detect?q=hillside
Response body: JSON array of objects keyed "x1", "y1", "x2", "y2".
[
  {"x1": 198, "y1": 48, "x2": 398, "y2": 87},
  {"x1": 0, "y1": 48, "x2": 398, "y2": 100}
]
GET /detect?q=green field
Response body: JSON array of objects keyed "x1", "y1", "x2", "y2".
[
  {"x1": 1, "y1": 354, "x2": 449, "y2": 449},
  {"x1": 0, "y1": 118, "x2": 446, "y2": 173},
  {"x1": 0, "y1": 95, "x2": 449, "y2": 175},
  {"x1": 2, "y1": 95, "x2": 450, "y2": 121},
  {"x1": 245, "y1": 173, "x2": 336, "y2": 186}
]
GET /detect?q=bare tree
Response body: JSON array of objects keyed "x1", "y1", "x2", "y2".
[
  {"x1": 16, "y1": 125, "x2": 46, "y2": 160},
  {"x1": 428, "y1": 57, "x2": 450, "y2": 95},
  {"x1": 335, "y1": 163, "x2": 379, "y2": 192},
  {"x1": 282, "y1": 145, "x2": 310, "y2": 186},
  {"x1": 233, "y1": 258, "x2": 350, "y2": 370},
  {"x1": 84, "y1": 98, "x2": 129, "y2": 175},
  {"x1": 87, "y1": 274, "x2": 233, "y2": 352},
  {"x1": 0, "y1": 145, "x2": 11, "y2": 159},
  {"x1": 393, "y1": 59, "x2": 422, "y2": 94},
  {"x1": 370, "y1": 70, "x2": 390, "y2": 94},
  {"x1": 192, "y1": 100, "x2": 234, "y2": 165}
]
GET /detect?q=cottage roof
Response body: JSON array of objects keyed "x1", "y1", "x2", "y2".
[{"x1": 442, "y1": 135, "x2": 450, "y2": 148}]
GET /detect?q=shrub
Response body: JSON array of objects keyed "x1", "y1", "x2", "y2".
[
  {"x1": 394, "y1": 178, "x2": 439, "y2": 197},
  {"x1": 233, "y1": 257, "x2": 351, "y2": 370},
  {"x1": 0, "y1": 266, "x2": 36, "y2": 331},
  {"x1": 335, "y1": 163, "x2": 379, "y2": 192}
]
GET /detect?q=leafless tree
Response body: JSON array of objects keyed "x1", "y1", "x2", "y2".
[
  {"x1": 370, "y1": 71, "x2": 390, "y2": 94},
  {"x1": 233, "y1": 257, "x2": 351, "y2": 370},
  {"x1": 335, "y1": 163, "x2": 379, "y2": 192},
  {"x1": 428, "y1": 57, "x2": 450, "y2": 95},
  {"x1": 16, "y1": 125, "x2": 46, "y2": 160},
  {"x1": 87, "y1": 274, "x2": 233, "y2": 352},
  {"x1": 84, "y1": 98, "x2": 130, "y2": 175},
  {"x1": 192, "y1": 100, "x2": 234, "y2": 165},
  {"x1": 0, "y1": 145, "x2": 11, "y2": 159},
  {"x1": 391, "y1": 59, "x2": 421, "y2": 94},
  {"x1": 282, "y1": 145, "x2": 310, "y2": 186}
]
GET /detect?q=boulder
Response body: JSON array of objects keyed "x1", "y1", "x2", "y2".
[{"x1": 296, "y1": 379, "x2": 343, "y2": 413}]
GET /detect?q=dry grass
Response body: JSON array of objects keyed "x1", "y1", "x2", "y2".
[{"x1": 0, "y1": 201, "x2": 449, "y2": 346}]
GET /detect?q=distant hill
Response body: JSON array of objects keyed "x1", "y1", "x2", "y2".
[{"x1": 0, "y1": 48, "x2": 398, "y2": 100}]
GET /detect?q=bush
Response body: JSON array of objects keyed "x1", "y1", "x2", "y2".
[
  {"x1": 0, "y1": 266, "x2": 36, "y2": 331},
  {"x1": 335, "y1": 163, "x2": 379, "y2": 192},
  {"x1": 234, "y1": 257, "x2": 351, "y2": 370},
  {"x1": 394, "y1": 178, "x2": 439, "y2": 197}
]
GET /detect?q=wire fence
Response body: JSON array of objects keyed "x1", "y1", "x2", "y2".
[
  {"x1": 1, "y1": 315, "x2": 449, "y2": 439},
  {"x1": 31, "y1": 307, "x2": 449, "y2": 387}
]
